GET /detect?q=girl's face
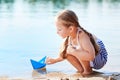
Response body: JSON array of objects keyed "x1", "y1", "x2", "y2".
[{"x1": 55, "y1": 21, "x2": 70, "y2": 38}]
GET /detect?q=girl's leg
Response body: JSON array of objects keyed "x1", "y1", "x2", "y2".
[
  {"x1": 67, "y1": 54, "x2": 92, "y2": 75},
  {"x1": 68, "y1": 52, "x2": 93, "y2": 75},
  {"x1": 80, "y1": 60, "x2": 93, "y2": 75},
  {"x1": 66, "y1": 54, "x2": 84, "y2": 73}
]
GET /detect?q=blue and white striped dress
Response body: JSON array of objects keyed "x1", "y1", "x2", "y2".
[{"x1": 90, "y1": 39, "x2": 108, "y2": 69}]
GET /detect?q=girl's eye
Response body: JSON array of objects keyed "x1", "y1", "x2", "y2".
[{"x1": 58, "y1": 29, "x2": 62, "y2": 31}]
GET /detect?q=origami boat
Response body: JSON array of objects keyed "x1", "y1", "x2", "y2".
[{"x1": 30, "y1": 56, "x2": 46, "y2": 69}]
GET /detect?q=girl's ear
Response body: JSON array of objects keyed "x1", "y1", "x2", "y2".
[{"x1": 69, "y1": 26, "x2": 74, "y2": 33}]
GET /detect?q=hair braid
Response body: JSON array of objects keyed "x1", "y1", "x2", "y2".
[{"x1": 60, "y1": 36, "x2": 69, "y2": 59}]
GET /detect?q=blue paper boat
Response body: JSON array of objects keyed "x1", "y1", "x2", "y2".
[{"x1": 30, "y1": 56, "x2": 46, "y2": 69}]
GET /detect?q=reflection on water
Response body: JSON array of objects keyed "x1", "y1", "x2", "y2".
[
  {"x1": 0, "y1": 0, "x2": 120, "y2": 11},
  {"x1": 26, "y1": 0, "x2": 71, "y2": 9},
  {"x1": 0, "y1": 0, "x2": 14, "y2": 3},
  {"x1": 0, "y1": 0, "x2": 14, "y2": 13},
  {"x1": 32, "y1": 68, "x2": 47, "y2": 79}
]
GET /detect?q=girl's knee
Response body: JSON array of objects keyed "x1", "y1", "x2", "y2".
[{"x1": 66, "y1": 54, "x2": 84, "y2": 73}]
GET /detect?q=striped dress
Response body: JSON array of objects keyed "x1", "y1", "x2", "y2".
[{"x1": 90, "y1": 39, "x2": 108, "y2": 69}]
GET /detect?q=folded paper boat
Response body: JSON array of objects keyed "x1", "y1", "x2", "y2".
[{"x1": 30, "y1": 56, "x2": 46, "y2": 69}]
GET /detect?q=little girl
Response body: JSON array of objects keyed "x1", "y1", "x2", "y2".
[{"x1": 46, "y1": 10, "x2": 108, "y2": 75}]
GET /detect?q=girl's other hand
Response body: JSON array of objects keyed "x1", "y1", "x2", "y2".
[
  {"x1": 67, "y1": 45, "x2": 81, "y2": 56},
  {"x1": 67, "y1": 45, "x2": 76, "y2": 54}
]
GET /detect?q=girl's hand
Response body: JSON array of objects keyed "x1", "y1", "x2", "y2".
[
  {"x1": 67, "y1": 45, "x2": 81, "y2": 55},
  {"x1": 46, "y1": 57, "x2": 56, "y2": 64},
  {"x1": 67, "y1": 45, "x2": 76, "y2": 55}
]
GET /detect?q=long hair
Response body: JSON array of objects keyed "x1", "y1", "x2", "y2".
[{"x1": 56, "y1": 10, "x2": 99, "y2": 59}]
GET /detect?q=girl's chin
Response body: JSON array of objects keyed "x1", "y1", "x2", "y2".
[
  {"x1": 59, "y1": 35, "x2": 67, "y2": 39},
  {"x1": 61, "y1": 36, "x2": 67, "y2": 39}
]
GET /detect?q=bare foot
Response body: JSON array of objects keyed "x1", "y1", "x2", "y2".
[{"x1": 82, "y1": 70, "x2": 93, "y2": 75}]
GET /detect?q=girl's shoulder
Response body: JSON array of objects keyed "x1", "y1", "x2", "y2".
[{"x1": 78, "y1": 30, "x2": 89, "y2": 41}]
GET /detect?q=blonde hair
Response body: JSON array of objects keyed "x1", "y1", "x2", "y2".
[{"x1": 56, "y1": 10, "x2": 99, "y2": 59}]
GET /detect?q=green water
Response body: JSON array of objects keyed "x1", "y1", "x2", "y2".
[{"x1": 0, "y1": 0, "x2": 120, "y2": 78}]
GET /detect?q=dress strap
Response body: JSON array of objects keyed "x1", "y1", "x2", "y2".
[{"x1": 69, "y1": 28, "x2": 81, "y2": 49}]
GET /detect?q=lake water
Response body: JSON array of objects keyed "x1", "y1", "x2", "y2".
[{"x1": 0, "y1": 0, "x2": 120, "y2": 78}]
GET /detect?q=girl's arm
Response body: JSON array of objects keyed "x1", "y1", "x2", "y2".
[
  {"x1": 46, "y1": 56, "x2": 64, "y2": 64},
  {"x1": 67, "y1": 33, "x2": 95, "y2": 61},
  {"x1": 78, "y1": 34, "x2": 95, "y2": 61}
]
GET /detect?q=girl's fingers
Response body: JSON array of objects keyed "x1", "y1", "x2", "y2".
[
  {"x1": 46, "y1": 57, "x2": 50, "y2": 63},
  {"x1": 46, "y1": 57, "x2": 52, "y2": 64}
]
